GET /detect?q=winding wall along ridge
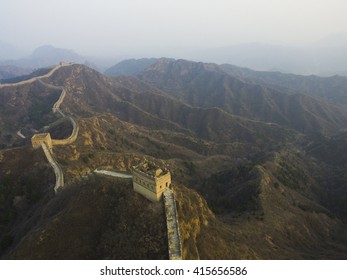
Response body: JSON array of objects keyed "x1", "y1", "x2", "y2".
[
  {"x1": 38, "y1": 73, "x2": 78, "y2": 192},
  {"x1": 0, "y1": 62, "x2": 72, "y2": 88},
  {"x1": 1, "y1": 63, "x2": 79, "y2": 193}
]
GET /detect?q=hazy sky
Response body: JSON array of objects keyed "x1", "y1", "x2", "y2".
[{"x1": 1, "y1": 0, "x2": 347, "y2": 56}]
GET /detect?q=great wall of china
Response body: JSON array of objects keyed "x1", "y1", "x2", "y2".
[
  {"x1": 32, "y1": 65, "x2": 78, "y2": 193},
  {"x1": 1, "y1": 63, "x2": 182, "y2": 260},
  {"x1": 163, "y1": 188, "x2": 182, "y2": 260},
  {"x1": 0, "y1": 62, "x2": 71, "y2": 89},
  {"x1": 41, "y1": 142, "x2": 64, "y2": 193},
  {"x1": 1, "y1": 63, "x2": 75, "y2": 193}
]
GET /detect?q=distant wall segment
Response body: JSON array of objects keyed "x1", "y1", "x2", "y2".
[
  {"x1": 28, "y1": 63, "x2": 78, "y2": 193},
  {"x1": 0, "y1": 63, "x2": 73, "y2": 88}
]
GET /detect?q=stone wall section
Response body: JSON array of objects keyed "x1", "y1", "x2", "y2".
[
  {"x1": 0, "y1": 62, "x2": 72, "y2": 88},
  {"x1": 52, "y1": 89, "x2": 66, "y2": 114},
  {"x1": 41, "y1": 143, "x2": 64, "y2": 192},
  {"x1": 163, "y1": 187, "x2": 182, "y2": 260},
  {"x1": 25, "y1": 63, "x2": 79, "y2": 193}
]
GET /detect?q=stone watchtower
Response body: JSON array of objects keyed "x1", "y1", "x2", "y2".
[
  {"x1": 132, "y1": 161, "x2": 171, "y2": 202},
  {"x1": 31, "y1": 133, "x2": 53, "y2": 151}
]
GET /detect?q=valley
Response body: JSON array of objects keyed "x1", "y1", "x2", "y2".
[{"x1": 0, "y1": 60, "x2": 347, "y2": 259}]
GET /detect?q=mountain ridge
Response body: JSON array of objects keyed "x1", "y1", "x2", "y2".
[{"x1": 138, "y1": 59, "x2": 347, "y2": 135}]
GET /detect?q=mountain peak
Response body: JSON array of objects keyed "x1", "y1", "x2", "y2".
[
  {"x1": 143, "y1": 58, "x2": 222, "y2": 77},
  {"x1": 104, "y1": 58, "x2": 160, "y2": 76},
  {"x1": 32, "y1": 45, "x2": 81, "y2": 60}
]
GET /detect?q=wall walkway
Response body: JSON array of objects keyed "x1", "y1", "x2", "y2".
[
  {"x1": 93, "y1": 168, "x2": 133, "y2": 179},
  {"x1": 163, "y1": 188, "x2": 182, "y2": 260},
  {"x1": 39, "y1": 78, "x2": 78, "y2": 192},
  {"x1": 41, "y1": 143, "x2": 64, "y2": 192}
]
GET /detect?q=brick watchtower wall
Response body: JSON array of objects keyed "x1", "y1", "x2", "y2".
[
  {"x1": 31, "y1": 133, "x2": 53, "y2": 151},
  {"x1": 132, "y1": 161, "x2": 171, "y2": 202}
]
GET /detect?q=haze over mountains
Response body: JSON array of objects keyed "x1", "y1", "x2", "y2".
[
  {"x1": 0, "y1": 55, "x2": 347, "y2": 259},
  {"x1": 2, "y1": 34, "x2": 347, "y2": 76},
  {"x1": 0, "y1": 41, "x2": 24, "y2": 61},
  {"x1": 186, "y1": 35, "x2": 347, "y2": 76},
  {"x1": 0, "y1": 45, "x2": 85, "y2": 69}
]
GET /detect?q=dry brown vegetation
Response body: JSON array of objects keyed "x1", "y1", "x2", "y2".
[{"x1": 7, "y1": 176, "x2": 168, "y2": 259}]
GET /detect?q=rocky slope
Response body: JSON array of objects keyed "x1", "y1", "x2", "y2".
[
  {"x1": 105, "y1": 58, "x2": 159, "y2": 76},
  {"x1": 7, "y1": 176, "x2": 168, "y2": 260},
  {"x1": 0, "y1": 81, "x2": 61, "y2": 148}
]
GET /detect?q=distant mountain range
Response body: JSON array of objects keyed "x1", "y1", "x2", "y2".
[
  {"x1": 2, "y1": 34, "x2": 347, "y2": 76},
  {"x1": 138, "y1": 59, "x2": 347, "y2": 135},
  {"x1": 185, "y1": 36, "x2": 347, "y2": 76},
  {"x1": 105, "y1": 58, "x2": 347, "y2": 111},
  {"x1": 0, "y1": 65, "x2": 31, "y2": 80},
  {"x1": 0, "y1": 41, "x2": 24, "y2": 60},
  {"x1": 104, "y1": 58, "x2": 160, "y2": 76},
  {"x1": 220, "y1": 64, "x2": 347, "y2": 107}
]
